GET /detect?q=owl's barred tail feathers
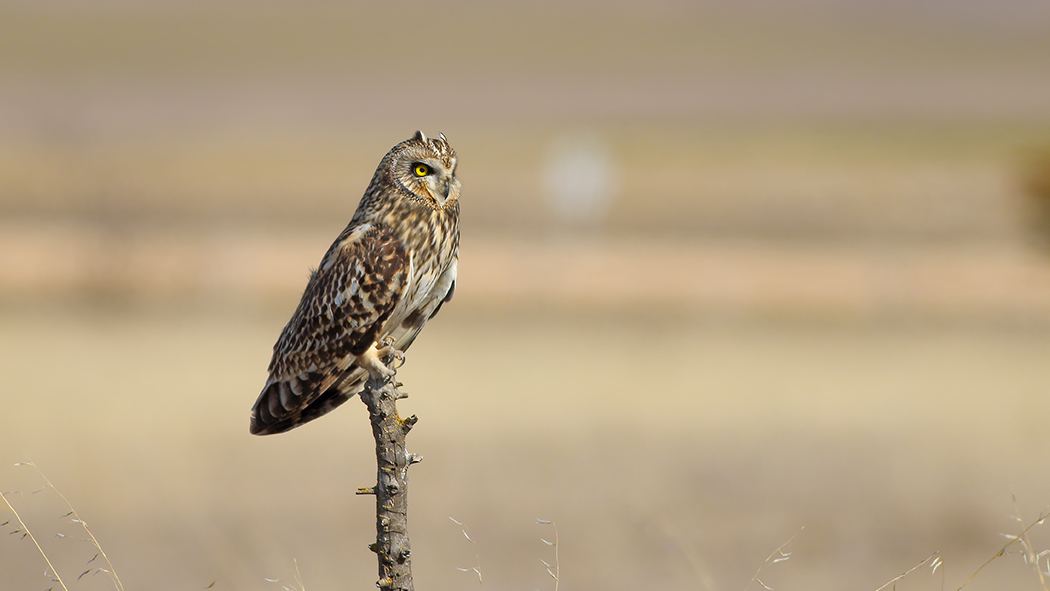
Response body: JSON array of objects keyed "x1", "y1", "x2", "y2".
[{"x1": 250, "y1": 376, "x2": 362, "y2": 435}]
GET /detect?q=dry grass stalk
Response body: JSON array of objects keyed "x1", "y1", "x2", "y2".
[
  {"x1": 3, "y1": 460, "x2": 125, "y2": 591},
  {"x1": 537, "y1": 519, "x2": 560, "y2": 591},
  {"x1": 744, "y1": 528, "x2": 802, "y2": 591},
  {"x1": 450, "y1": 517, "x2": 483, "y2": 585},
  {"x1": 264, "y1": 558, "x2": 306, "y2": 591},
  {"x1": 873, "y1": 552, "x2": 941, "y2": 591},
  {"x1": 957, "y1": 507, "x2": 1050, "y2": 591},
  {"x1": 1010, "y1": 497, "x2": 1050, "y2": 591},
  {"x1": 2, "y1": 489, "x2": 69, "y2": 591},
  {"x1": 19, "y1": 461, "x2": 125, "y2": 591}
]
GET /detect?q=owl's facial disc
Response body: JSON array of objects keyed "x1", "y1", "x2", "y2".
[{"x1": 403, "y1": 155, "x2": 458, "y2": 207}]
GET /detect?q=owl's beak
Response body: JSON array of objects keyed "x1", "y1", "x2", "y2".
[{"x1": 430, "y1": 178, "x2": 453, "y2": 206}]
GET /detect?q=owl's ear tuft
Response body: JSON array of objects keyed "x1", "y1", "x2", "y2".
[{"x1": 413, "y1": 130, "x2": 427, "y2": 143}]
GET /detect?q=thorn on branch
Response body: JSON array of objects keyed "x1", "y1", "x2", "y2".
[{"x1": 401, "y1": 415, "x2": 418, "y2": 433}]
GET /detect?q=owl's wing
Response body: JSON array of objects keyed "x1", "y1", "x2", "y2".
[{"x1": 250, "y1": 223, "x2": 408, "y2": 435}]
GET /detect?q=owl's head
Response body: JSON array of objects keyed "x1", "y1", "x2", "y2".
[{"x1": 384, "y1": 130, "x2": 460, "y2": 209}]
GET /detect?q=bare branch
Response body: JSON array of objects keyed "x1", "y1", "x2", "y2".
[{"x1": 359, "y1": 369, "x2": 418, "y2": 591}]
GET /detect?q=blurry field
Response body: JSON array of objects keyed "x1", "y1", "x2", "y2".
[
  {"x1": 3, "y1": 0, "x2": 1050, "y2": 240},
  {"x1": 2, "y1": 308, "x2": 1049, "y2": 591},
  {"x1": 3, "y1": 0, "x2": 1050, "y2": 590}
]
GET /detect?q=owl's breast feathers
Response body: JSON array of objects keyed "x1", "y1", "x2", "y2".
[{"x1": 379, "y1": 197, "x2": 459, "y2": 328}]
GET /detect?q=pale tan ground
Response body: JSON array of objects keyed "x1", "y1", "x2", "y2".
[{"x1": 2, "y1": 306, "x2": 1049, "y2": 591}]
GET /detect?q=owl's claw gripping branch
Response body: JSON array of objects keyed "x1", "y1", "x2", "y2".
[
  {"x1": 359, "y1": 369, "x2": 417, "y2": 591},
  {"x1": 378, "y1": 335, "x2": 407, "y2": 369},
  {"x1": 358, "y1": 341, "x2": 399, "y2": 380}
]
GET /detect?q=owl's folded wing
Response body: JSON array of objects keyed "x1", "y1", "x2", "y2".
[{"x1": 250, "y1": 223, "x2": 408, "y2": 435}]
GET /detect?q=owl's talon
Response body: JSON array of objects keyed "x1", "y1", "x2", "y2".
[
  {"x1": 373, "y1": 336, "x2": 405, "y2": 370},
  {"x1": 359, "y1": 342, "x2": 398, "y2": 380}
]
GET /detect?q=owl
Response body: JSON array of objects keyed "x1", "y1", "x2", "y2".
[{"x1": 250, "y1": 131, "x2": 460, "y2": 435}]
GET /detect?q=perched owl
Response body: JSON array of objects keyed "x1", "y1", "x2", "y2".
[{"x1": 250, "y1": 131, "x2": 460, "y2": 435}]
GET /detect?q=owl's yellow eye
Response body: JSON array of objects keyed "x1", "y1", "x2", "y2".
[{"x1": 413, "y1": 164, "x2": 431, "y2": 177}]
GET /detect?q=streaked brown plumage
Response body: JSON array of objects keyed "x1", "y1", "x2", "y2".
[{"x1": 250, "y1": 131, "x2": 459, "y2": 435}]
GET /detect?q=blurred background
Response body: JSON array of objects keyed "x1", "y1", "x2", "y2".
[{"x1": 2, "y1": 1, "x2": 1049, "y2": 589}]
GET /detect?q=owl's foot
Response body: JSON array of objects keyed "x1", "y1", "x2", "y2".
[
  {"x1": 358, "y1": 341, "x2": 397, "y2": 381},
  {"x1": 377, "y1": 336, "x2": 406, "y2": 369}
]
